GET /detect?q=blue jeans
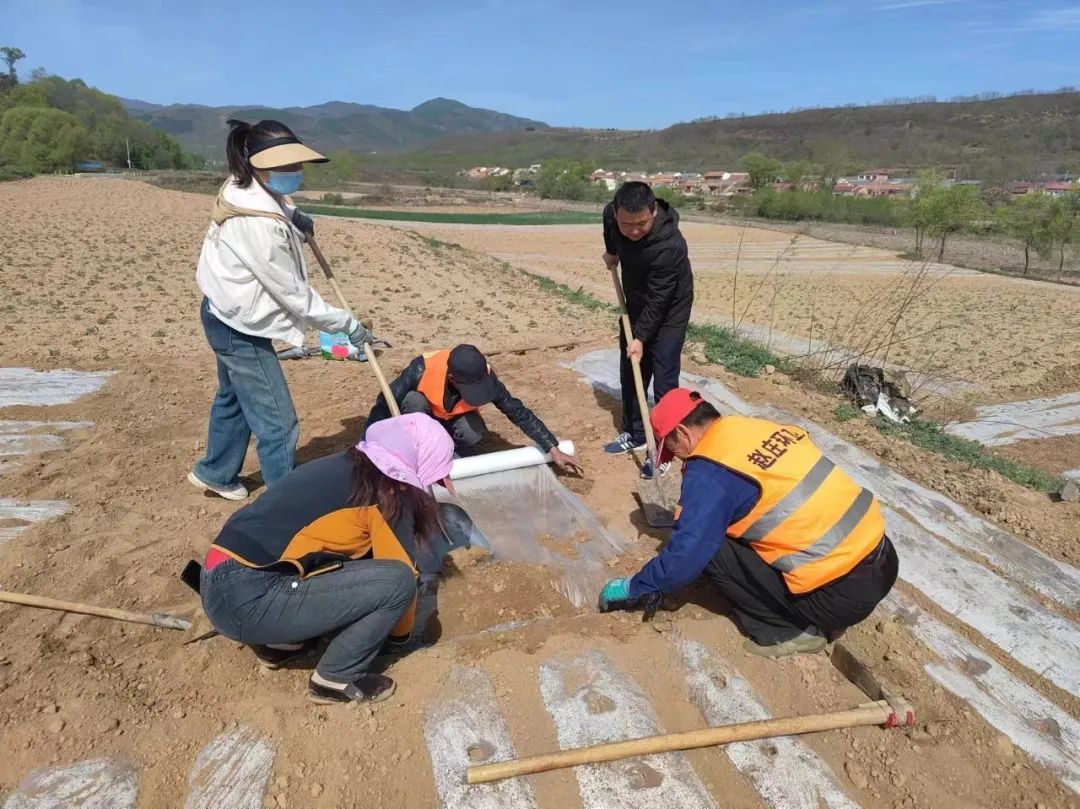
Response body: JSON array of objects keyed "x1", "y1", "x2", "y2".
[
  {"x1": 194, "y1": 298, "x2": 299, "y2": 487},
  {"x1": 201, "y1": 558, "x2": 416, "y2": 682}
]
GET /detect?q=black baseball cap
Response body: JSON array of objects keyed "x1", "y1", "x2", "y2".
[{"x1": 448, "y1": 344, "x2": 497, "y2": 405}]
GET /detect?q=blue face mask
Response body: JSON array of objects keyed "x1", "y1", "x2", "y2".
[{"x1": 265, "y1": 169, "x2": 303, "y2": 196}]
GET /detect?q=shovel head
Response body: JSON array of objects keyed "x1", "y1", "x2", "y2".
[{"x1": 636, "y1": 473, "x2": 678, "y2": 528}]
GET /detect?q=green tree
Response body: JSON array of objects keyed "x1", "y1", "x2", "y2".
[
  {"x1": 908, "y1": 170, "x2": 944, "y2": 255},
  {"x1": 482, "y1": 171, "x2": 512, "y2": 192},
  {"x1": 783, "y1": 159, "x2": 819, "y2": 190},
  {"x1": 1, "y1": 47, "x2": 25, "y2": 84},
  {"x1": 304, "y1": 150, "x2": 359, "y2": 189},
  {"x1": 996, "y1": 193, "x2": 1054, "y2": 274},
  {"x1": 0, "y1": 106, "x2": 90, "y2": 171},
  {"x1": 741, "y1": 151, "x2": 782, "y2": 189},
  {"x1": 923, "y1": 183, "x2": 988, "y2": 260},
  {"x1": 1044, "y1": 195, "x2": 1079, "y2": 274},
  {"x1": 809, "y1": 140, "x2": 853, "y2": 192},
  {"x1": 535, "y1": 159, "x2": 591, "y2": 200}
]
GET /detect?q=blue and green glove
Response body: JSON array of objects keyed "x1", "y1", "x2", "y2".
[{"x1": 598, "y1": 577, "x2": 637, "y2": 612}]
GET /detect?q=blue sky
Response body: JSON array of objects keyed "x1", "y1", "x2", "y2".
[{"x1": 3, "y1": 0, "x2": 1079, "y2": 128}]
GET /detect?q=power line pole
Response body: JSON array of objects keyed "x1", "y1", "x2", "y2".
[{"x1": 125, "y1": 138, "x2": 132, "y2": 170}]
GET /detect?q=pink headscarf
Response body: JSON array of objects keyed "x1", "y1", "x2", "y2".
[{"x1": 355, "y1": 413, "x2": 454, "y2": 490}]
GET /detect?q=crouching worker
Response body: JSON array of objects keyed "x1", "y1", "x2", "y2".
[
  {"x1": 599, "y1": 389, "x2": 898, "y2": 658},
  {"x1": 199, "y1": 413, "x2": 454, "y2": 704},
  {"x1": 365, "y1": 344, "x2": 582, "y2": 473}
]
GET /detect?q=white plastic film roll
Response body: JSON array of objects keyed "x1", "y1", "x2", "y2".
[{"x1": 449, "y1": 440, "x2": 575, "y2": 481}]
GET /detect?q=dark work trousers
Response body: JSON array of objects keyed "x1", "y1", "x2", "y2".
[
  {"x1": 400, "y1": 391, "x2": 486, "y2": 450},
  {"x1": 619, "y1": 327, "x2": 687, "y2": 444},
  {"x1": 703, "y1": 536, "x2": 899, "y2": 645}
]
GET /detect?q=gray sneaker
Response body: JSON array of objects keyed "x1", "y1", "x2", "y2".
[{"x1": 743, "y1": 627, "x2": 827, "y2": 659}]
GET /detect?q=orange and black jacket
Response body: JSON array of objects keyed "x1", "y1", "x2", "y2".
[
  {"x1": 210, "y1": 451, "x2": 420, "y2": 636},
  {"x1": 364, "y1": 353, "x2": 558, "y2": 451}
]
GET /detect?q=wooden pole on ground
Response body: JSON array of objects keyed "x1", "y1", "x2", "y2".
[
  {"x1": 0, "y1": 590, "x2": 192, "y2": 631},
  {"x1": 467, "y1": 700, "x2": 894, "y2": 785}
]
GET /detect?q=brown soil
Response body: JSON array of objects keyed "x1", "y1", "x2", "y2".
[{"x1": 0, "y1": 177, "x2": 1076, "y2": 809}]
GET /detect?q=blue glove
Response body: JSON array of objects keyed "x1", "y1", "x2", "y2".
[{"x1": 598, "y1": 577, "x2": 635, "y2": 612}]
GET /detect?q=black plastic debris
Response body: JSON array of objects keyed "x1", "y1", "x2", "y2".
[{"x1": 840, "y1": 365, "x2": 917, "y2": 423}]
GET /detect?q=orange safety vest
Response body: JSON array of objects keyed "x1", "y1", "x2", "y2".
[
  {"x1": 691, "y1": 415, "x2": 885, "y2": 594},
  {"x1": 416, "y1": 351, "x2": 483, "y2": 421}
]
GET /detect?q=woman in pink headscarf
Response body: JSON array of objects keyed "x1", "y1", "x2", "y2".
[{"x1": 197, "y1": 413, "x2": 455, "y2": 704}]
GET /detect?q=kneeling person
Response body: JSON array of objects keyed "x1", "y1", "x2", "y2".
[
  {"x1": 599, "y1": 389, "x2": 898, "y2": 658},
  {"x1": 366, "y1": 344, "x2": 581, "y2": 472},
  {"x1": 200, "y1": 413, "x2": 454, "y2": 704}
]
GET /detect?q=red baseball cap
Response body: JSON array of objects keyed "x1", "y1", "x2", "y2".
[{"x1": 651, "y1": 388, "x2": 707, "y2": 464}]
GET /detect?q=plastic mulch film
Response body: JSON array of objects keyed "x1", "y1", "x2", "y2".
[{"x1": 441, "y1": 463, "x2": 631, "y2": 608}]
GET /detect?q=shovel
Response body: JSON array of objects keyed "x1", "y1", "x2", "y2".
[
  {"x1": 608, "y1": 266, "x2": 677, "y2": 528},
  {"x1": 304, "y1": 234, "x2": 399, "y2": 415}
]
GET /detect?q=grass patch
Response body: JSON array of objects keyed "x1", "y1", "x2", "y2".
[
  {"x1": 520, "y1": 270, "x2": 619, "y2": 314},
  {"x1": 415, "y1": 233, "x2": 464, "y2": 252},
  {"x1": 516, "y1": 268, "x2": 783, "y2": 378},
  {"x1": 686, "y1": 323, "x2": 785, "y2": 378},
  {"x1": 301, "y1": 204, "x2": 600, "y2": 226},
  {"x1": 0, "y1": 166, "x2": 34, "y2": 182},
  {"x1": 150, "y1": 171, "x2": 226, "y2": 195},
  {"x1": 833, "y1": 402, "x2": 864, "y2": 422},
  {"x1": 877, "y1": 418, "x2": 1062, "y2": 492}
]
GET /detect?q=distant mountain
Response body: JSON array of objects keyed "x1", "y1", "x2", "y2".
[
  {"x1": 121, "y1": 96, "x2": 548, "y2": 158},
  {"x1": 387, "y1": 91, "x2": 1080, "y2": 184}
]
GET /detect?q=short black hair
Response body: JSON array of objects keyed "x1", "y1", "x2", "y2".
[
  {"x1": 613, "y1": 181, "x2": 655, "y2": 213},
  {"x1": 682, "y1": 395, "x2": 720, "y2": 429}
]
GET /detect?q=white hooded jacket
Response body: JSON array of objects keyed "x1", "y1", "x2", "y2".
[{"x1": 195, "y1": 178, "x2": 357, "y2": 347}]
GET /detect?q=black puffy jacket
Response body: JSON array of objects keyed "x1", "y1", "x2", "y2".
[
  {"x1": 603, "y1": 199, "x2": 694, "y2": 342},
  {"x1": 364, "y1": 355, "x2": 558, "y2": 452}
]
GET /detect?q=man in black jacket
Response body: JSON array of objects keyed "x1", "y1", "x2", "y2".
[
  {"x1": 365, "y1": 344, "x2": 582, "y2": 473},
  {"x1": 601, "y1": 182, "x2": 694, "y2": 476}
]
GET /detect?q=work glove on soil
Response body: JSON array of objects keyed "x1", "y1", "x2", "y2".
[
  {"x1": 598, "y1": 577, "x2": 637, "y2": 612},
  {"x1": 291, "y1": 209, "x2": 315, "y2": 238}
]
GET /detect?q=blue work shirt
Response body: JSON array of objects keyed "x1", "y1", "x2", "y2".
[{"x1": 628, "y1": 458, "x2": 761, "y2": 599}]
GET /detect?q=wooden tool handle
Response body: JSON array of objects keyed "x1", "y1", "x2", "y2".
[
  {"x1": 609, "y1": 267, "x2": 660, "y2": 465},
  {"x1": 0, "y1": 590, "x2": 192, "y2": 631},
  {"x1": 305, "y1": 235, "x2": 400, "y2": 417},
  {"x1": 467, "y1": 701, "x2": 892, "y2": 785}
]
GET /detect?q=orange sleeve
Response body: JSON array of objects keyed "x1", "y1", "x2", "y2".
[{"x1": 369, "y1": 512, "x2": 419, "y2": 638}]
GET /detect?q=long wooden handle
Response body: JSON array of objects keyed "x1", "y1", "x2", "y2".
[
  {"x1": 306, "y1": 235, "x2": 400, "y2": 417},
  {"x1": 467, "y1": 701, "x2": 892, "y2": 785},
  {"x1": 0, "y1": 590, "x2": 192, "y2": 631},
  {"x1": 608, "y1": 267, "x2": 660, "y2": 465}
]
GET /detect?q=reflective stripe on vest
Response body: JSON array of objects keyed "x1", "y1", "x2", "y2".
[
  {"x1": 690, "y1": 415, "x2": 884, "y2": 593},
  {"x1": 417, "y1": 351, "x2": 481, "y2": 421}
]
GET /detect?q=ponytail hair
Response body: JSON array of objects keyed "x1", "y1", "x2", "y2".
[
  {"x1": 224, "y1": 118, "x2": 297, "y2": 188},
  {"x1": 225, "y1": 118, "x2": 254, "y2": 187}
]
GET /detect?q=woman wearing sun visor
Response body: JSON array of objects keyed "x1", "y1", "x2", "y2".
[{"x1": 189, "y1": 119, "x2": 378, "y2": 499}]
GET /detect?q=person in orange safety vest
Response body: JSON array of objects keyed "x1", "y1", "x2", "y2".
[
  {"x1": 365, "y1": 344, "x2": 581, "y2": 473},
  {"x1": 599, "y1": 388, "x2": 898, "y2": 658}
]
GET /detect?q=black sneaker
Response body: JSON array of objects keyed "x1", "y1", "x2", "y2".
[
  {"x1": 250, "y1": 640, "x2": 315, "y2": 670},
  {"x1": 307, "y1": 673, "x2": 396, "y2": 705},
  {"x1": 603, "y1": 432, "x2": 646, "y2": 454}
]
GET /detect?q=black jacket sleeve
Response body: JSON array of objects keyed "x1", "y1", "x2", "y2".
[
  {"x1": 489, "y1": 374, "x2": 558, "y2": 452},
  {"x1": 602, "y1": 203, "x2": 618, "y2": 256},
  {"x1": 633, "y1": 245, "x2": 685, "y2": 343},
  {"x1": 364, "y1": 356, "x2": 426, "y2": 435}
]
